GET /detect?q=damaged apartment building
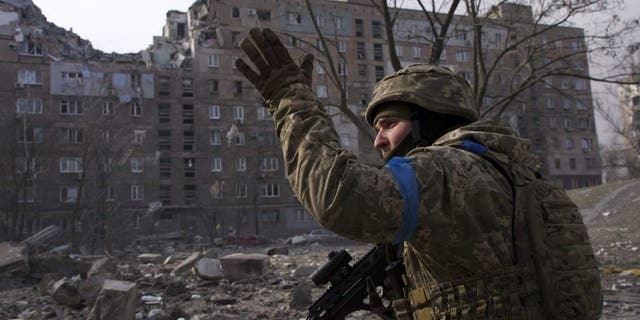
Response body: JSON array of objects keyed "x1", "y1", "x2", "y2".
[{"x1": 0, "y1": 0, "x2": 602, "y2": 246}]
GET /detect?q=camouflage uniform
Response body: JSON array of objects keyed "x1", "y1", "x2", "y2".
[{"x1": 267, "y1": 79, "x2": 542, "y2": 317}]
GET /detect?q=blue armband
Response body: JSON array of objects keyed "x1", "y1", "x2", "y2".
[{"x1": 385, "y1": 156, "x2": 420, "y2": 245}]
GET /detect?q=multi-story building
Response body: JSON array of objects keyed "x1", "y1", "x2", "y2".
[{"x1": 0, "y1": 0, "x2": 602, "y2": 245}]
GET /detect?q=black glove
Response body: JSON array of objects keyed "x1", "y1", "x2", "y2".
[{"x1": 235, "y1": 28, "x2": 314, "y2": 102}]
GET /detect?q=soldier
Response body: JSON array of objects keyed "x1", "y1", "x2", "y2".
[{"x1": 235, "y1": 28, "x2": 601, "y2": 319}]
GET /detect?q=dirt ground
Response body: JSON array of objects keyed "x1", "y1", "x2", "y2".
[{"x1": 1, "y1": 179, "x2": 639, "y2": 319}]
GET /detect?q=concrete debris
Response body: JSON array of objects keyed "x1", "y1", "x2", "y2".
[
  {"x1": 289, "y1": 283, "x2": 313, "y2": 310},
  {"x1": 19, "y1": 225, "x2": 61, "y2": 249},
  {"x1": 29, "y1": 255, "x2": 91, "y2": 278},
  {"x1": 141, "y1": 294, "x2": 163, "y2": 305},
  {"x1": 147, "y1": 308, "x2": 168, "y2": 320},
  {"x1": 137, "y1": 253, "x2": 164, "y2": 264},
  {"x1": 195, "y1": 258, "x2": 224, "y2": 281},
  {"x1": 87, "y1": 257, "x2": 117, "y2": 278},
  {"x1": 88, "y1": 280, "x2": 137, "y2": 320},
  {"x1": 171, "y1": 251, "x2": 203, "y2": 275},
  {"x1": 219, "y1": 253, "x2": 269, "y2": 281},
  {"x1": 265, "y1": 246, "x2": 289, "y2": 256},
  {"x1": 50, "y1": 277, "x2": 82, "y2": 307},
  {"x1": 0, "y1": 242, "x2": 27, "y2": 274}
]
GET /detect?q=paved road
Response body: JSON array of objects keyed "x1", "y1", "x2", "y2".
[{"x1": 581, "y1": 180, "x2": 640, "y2": 223}]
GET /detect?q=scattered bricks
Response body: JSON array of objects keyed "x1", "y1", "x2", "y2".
[
  {"x1": 137, "y1": 253, "x2": 164, "y2": 264},
  {"x1": 219, "y1": 253, "x2": 269, "y2": 281},
  {"x1": 0, "y1": 242, "x2": 28, "y2": 275},
  {"x1": 265, "y1": 246, "x2": 289, "y2": 256},
  {"x1": 171, "y1": 251, "x2": 203, "y2": 275},
  {"x1": 88, "y1": 280, "x2": 137, "y2": 320},
  {"x1": 51, "y1": 278, "x2": 82, "y2": 307},
  {"x1": 195, "y1": 258, "x2": 224, "y2": 281}
]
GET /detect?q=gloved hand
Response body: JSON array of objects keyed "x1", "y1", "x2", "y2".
[{"x1": 235, "y1": 28, "x2": 314, "y2": 102}]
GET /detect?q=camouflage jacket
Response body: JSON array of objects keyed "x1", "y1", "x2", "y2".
[{"x1": 269, "y1": 84, "x2": 540, "y2": 316}]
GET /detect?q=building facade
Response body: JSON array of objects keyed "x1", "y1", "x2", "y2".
[{"x1": 0, "y1": 0, "x2": 602, "y2": 245}]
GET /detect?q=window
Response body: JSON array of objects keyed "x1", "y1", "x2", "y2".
[
  {"x1": 549, "y1": 118, "x2": 557, "y2": 129},
  {"x1": 562, "y1": 98, "x2": 571, "y2": 109},
  {"x1": 183, "y1": 104, "x2": 194, "y2": 125},
  {"x1": 131, "y1": 102, "x2": 142, "y2": 117},
  {"x1": 372, "y1": 21, "x2": 382, "y2": 38},
  {"x1": 60, "y1": 100, "x2": 83, "y2": 115},
  {"x1": 574, "y1": 79, "x2": 587, "y2": 90},
  {"x1": 60, "y1": 186, "x2": 78, "y2": 203},
  {"x1": 209, "y1": 105, "x2": 220, "y2": 119},
  {"x1": 60, "y1": 128, "x2": 84, "y2": 144},
  {"x1": 131, "y1": 158, "x2": 143, "y2": 173},
  {"x1": 561, "y1": 78, "x2": 569, "y2": 89},
  {"x1": 574, "y1": 62, "x2": 585, "y2": 72},
  {"x1": 260, "y1": 183, "x2": 280, "y2": 198},
  {"x1": 569, "y1": 158, "x2": 576, "y2": 169},
  {"x1": 159, "y1": 185, "x2": 171, "y2": 205},
  {"x1": 208, "y1": 54, "x2": 220, "y2": 68},
  {"x1": 373, "y1": 43, "x2": 384, "y2": 61},
  {"x1": 375, "y1": 66, "x2": 385, "y2": 81},
  {"x1": 564, "y1": 119, "x2": 573, "y2": 131},
  {"x1": 257, "y1": 10, "x2": 271, "y2": 21},
  {"x1": 586, "y1": 157, "x2": 597, "y2": 169},
  {"x1": 211, "y1": 157, "x2": 222, "y2": 172},
  {"x1": 316, "y1": 85, "x2": 327, "y2": 98},
  {"x1": 233, "y1": 105, "x2": 244, "y2": 123},
  {"x1": 395, "y1": 45, "x2": 403, "y2": 57},
  {"x1": 233, "y1": 81, "x2": 243, "y2": 95},
  {"x1": 355, "y1": 19, "x2": 364, "y2": 37},
  {"x1": 134, "y1": 130, "x2": 146, "y2": 145},
  {"x1": 158, "y1": 76, "x2": 170, "y2": 96},
  {"x1": 210, "y1": 130, "x2": 221, "y2": 145},
  {"x1": 159, "y1": 157, "x2": 171, "y2": 178},
  {"x1": 257, "y1": 107, "x2": 269, "y2": 120},
  {"x1": 286, "y1": 35, "x2": 299, "y2": 47},
  {"x1": 456, "y1": 51, "x2": 470, "y2": 62},
  {"x1": 554, "y1": 158, "x2": 561, "y2": 169},
  {"x1": 184, "y1": 184, "x2": 197, "y2": 204},
  {"x1": 159, "y1": 130, "x2": 171, "y2": 151},
  {"x1": 316, "y1": 38, "x2": 324, "y2": 51},
  {"x1": 130, "y1": 74, "x2": 141, "y2": 89},
  {"x1": 103, "y1": 101, "x2": 114, "y2": 115},
  {"x1": 16, "y1": 98, "x2": 43, "y2": 114},
  {"x1": 356, "y1": 42, "x2": 366, "y2": 60},
  {"x1": 338, "y1": 40, "x2": 346, "y2": 53},
  {"x1": 211, "y1": 181, "x2": 224, "y2": 199},
  {"x1": 19, "y1": 40, "x2": 42, "y2": 56},
  {"x1": 208, "y1": 79, "x2": 219, "y2": 96},
  {"x1": 158, "y1": 104, "x2": 170, "y2": 124},
  {"x1": 182, "y1": 78, "x2": 194, "y2": 97},
  {"x1": 61, "y1": 72, "x2": 83, "y2": 85},
  {"x1": 295, "y1": 208, "x2": 312, "y2": 222},
  {"x1": 236, "y1": 156, "x2": 246, "y2": 172},
  {"x1": 546, "y1": 97, "x2": 554, "y2": 109},
  {"x1": 235, "y1": 185, "x2": 248, "y2": 198},
  {"x1": 565, "y1": 138, "x2": 574, "y2": 150},
  {"x1": 15, "y1": 157, "x2": 44, "y2": 174},
  {"x1": 336, "y1": 16, "x2": 344, "y2": 29},
  {"x1": 59, "y1": 157, "x2": 83, "y2": 173},
  {"x1": 571, "y1": 41, "x2": 580, "y2": 52},
  {"x1": 440, "y1": 48, "x2": 447, "y2": 61},
  {"x1": 543, "y1": 77, "x2": 552, "y2": 88},
  {"x1": 184, "y1": 158, "x2": 196, "y2": 177},
  {"x1": 358, "y1": 64, "x2": 367, "y2": 77},
  {"x1": 260, "y1": 157, "x2": 279, "y2": 171},
  {"x1": 580, "y1": 138, "x2": 593, "y2": 151},
  {"x1": 316, "y1": 61, "x2": 325, "y2": 74},
  {"x1": 232, "y1": 7, "x2": 240, "y2": 18},
  {"x1": 234, "y1": 132, "x2": 245, "y2": 145},
  {"x1": 315, "y1": 14, "x2": 324, "y2": 27},
  {"x1": 106, "y1": 185, "x2": 116, "y2": 202},
  {"x1": 458, "y1": 71, "x2": 472, "y2": 82},
  {"x1": 183, "y1": 130, "x2": 195, "y2": 151},
  {"x1": 337, "y1": 63, "x2": 345, "y2": 76},
  {"x1": 551, "y1": 137, "x2": 560, "y2": 148},
  {"x1": 455, "y1": 29, "x2": 467, "y2": 41},
  {"x1": 579, "y1": 118, "x2": 591, "y2": 130},
  {"x1": 18, "y1": 127, "x2": 43, "y2": 143},
  {"x1": 261, "y1": 209, "x2": 280, "y2": 223},
  {"x1": 18, "y1": 69, "x2": 42, "y2": 85},
  {"x1": 412, "y1": 46, "x2": 421, "y2": 58},
  {"x1": 494, "y1": 33, "x2": 502, "y2": 46},
  {"x1": 287, "y1": 12, "x2": 302, "y2": 25},
  {"x1": 131, "y1": 185, "x2": 143, "y2": 201}
]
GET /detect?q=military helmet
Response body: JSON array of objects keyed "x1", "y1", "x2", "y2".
[{"x1": 365, "y1": 64, "x2": 480, "y2": 126}]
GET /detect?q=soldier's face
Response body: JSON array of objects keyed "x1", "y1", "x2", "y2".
[{"x1": 373, "y1": 116, "x2": 412, "y2": 160}]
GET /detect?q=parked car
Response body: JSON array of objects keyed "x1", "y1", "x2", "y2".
[{"x1": 287, "y1": 229, "x2": 339, "y2": 245}]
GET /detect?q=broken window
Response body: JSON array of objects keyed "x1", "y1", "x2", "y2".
[
  {"x1": 184, "y1": 184, "x2": 197, "y2": 204},
  {"x1": 158, "y1": 130, "x2": 171, "y2": 151},
  {"x1": 19, "y1": 40, "x2": 43, "y2": 56},
  {"x1": 159, "y1": 157, "x2": 171, "y2": 178},
  {"x1": 17, "y1": 127, "x2": 43, "y2": 143},
  {"x1": 158, "y1": 104, "x2": 170, "y2": 124},
  {"x1": 207, "y1": 79, "x2": 219, "y2": 96},
  {"x1": 177, "y1": 23, "x2": 186, "y2": 39},
  {"x1": 233, "y1": 81, "x2": 243, "y2": 96},
  {"x1": 158, "y1": 76, "x2": 170, "y2": 96},
  {"x1": 61, "y1": 72, "x2": 83, "y2": 85},
  {"x1": 234, "y1": 132, "x2": 245, "y2": 146},
  {"x1": 232, "y1": 7, "x2": 240, "y2": 18},
  {"x1": 130, "y1": 73, "x2": 141, "y2": 90},
  {"x1": 355, "y1": 19, "x2": 364, "y2": 37},
  {"x1": 257, "y1": 10, "x2": 271, "y2": 21},
  {"x1": 184, "y1": 158, "x2": 196, "y2": 177},
  {"x1": 60, "y1": 100, "x2": 83, "y2": 115},
  {"x1": 60, "y1": 128, "x2": 84, "y2": 144},
  {"x1": 181, "y1": 78, "x2": 194, "y2": 97},
  {"x1": 159, "y1": 185, "x2": 171, "y2": 205},
  {"x1": 183, "y1": 130, "x2": 195, "y2": 151},
  {"x1": 183, "y1": 104, "x2": 194, "y2": 125}
]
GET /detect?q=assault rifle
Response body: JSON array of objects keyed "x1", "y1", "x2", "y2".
[{"x1": 307, "y1": 244, "x2": 405, "y2": 320}]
